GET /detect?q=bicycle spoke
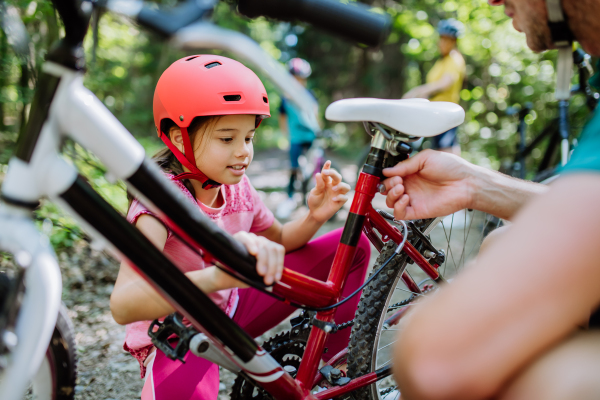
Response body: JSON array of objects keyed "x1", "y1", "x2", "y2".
[
  {"x1": 441, "y1": 218, "x2": 458, "y2": 275},
  {"x1": 377, "y1": 357, "x2": 394, "y2": 370},
  {"x1": 394, "y1": 287, "x2": 426, "y2": 296},
  {"x1": 377, "y1": 340, "x2": 397, "y2": 351},
  {"x1": 459, "y1": 210, "x2": 476, "y2": 269},
  {"x1": 465, "y1": 213, "x2": 493, "y2": 263}
]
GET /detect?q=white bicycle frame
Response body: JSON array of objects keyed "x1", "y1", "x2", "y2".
[{"x1": 0, "y1": 19, "x2": 319, "y2": 400}]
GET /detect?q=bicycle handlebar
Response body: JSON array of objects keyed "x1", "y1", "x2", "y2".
[
  {"x1": 237, "y1": 0, "x2": 390, "y2": 47},
  {"x1": 104, "y1": 0, "x2": 216, "y2": 37}
]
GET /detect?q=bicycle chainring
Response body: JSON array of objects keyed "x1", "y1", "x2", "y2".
[{"x1": 230, "y1": 325, "x2": 311, "y2": 400}]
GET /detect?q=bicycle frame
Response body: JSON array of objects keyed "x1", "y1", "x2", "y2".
[
  {"x1": 0, "y1": 58, "x2": 446, "y2": 399},
  {"x1": 0, "y1": 3, "x2": 426, "y2": 400}
]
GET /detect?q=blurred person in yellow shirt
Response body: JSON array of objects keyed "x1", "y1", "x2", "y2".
[{"x1": 403, "y1": 19, "x2": 466, "y2": 155}]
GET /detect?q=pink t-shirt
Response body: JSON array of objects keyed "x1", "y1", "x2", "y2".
[{"x1": 123, "y1": 173, "x2": 274, "y2": 377}]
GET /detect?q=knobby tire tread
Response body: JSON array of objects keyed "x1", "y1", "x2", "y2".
[
  {"x1": 347, "y1": 242, "x2": 409, "y2": 400},
  {"x1": 48, "y1": 304, "x2": 78, "y2": 400}
]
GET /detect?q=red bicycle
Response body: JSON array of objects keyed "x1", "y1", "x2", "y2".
[
  {"x1": 165, "y1": 98, "x2": 488, "y2": 400},
  {"x1": 0, "y1": 3, "x2": 489, "y2": 397}
]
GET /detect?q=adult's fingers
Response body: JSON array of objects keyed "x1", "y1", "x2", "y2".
[
  {"x1": 386, "y1": 183, "x2": 406, "y2": 209},
  {"x1": 393, "y1": 194, "x2": 411, "y2": 220},
  {"x1": 383, "y1": 151, "x2": 427, "y2": 178},
  {"x1": 383, "y1": 176, "x2": 403, "y2": 192}
]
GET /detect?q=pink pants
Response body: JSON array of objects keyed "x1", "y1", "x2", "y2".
[{"x1": 141, "y1": 228, "x2": 371, "y2": 400}]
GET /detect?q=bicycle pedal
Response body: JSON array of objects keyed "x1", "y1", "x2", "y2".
[{"x1": 148, "y1": 313, "x2": 197, "y2": 363}]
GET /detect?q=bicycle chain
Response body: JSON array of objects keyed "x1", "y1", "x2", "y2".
[
  {"x1": 387, "y1": 286, "x2": 435, "y2": 312},
  {"x1": 379, "y1": 386, "x2": 398, "y2": 397},
  {"x1": 335, "y1": 319, "x2": 355, "y2": 331}
]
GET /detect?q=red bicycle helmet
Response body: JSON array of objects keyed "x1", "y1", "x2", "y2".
[{"x1": 153, "y1": 55, "x2": 271, "y2": 189}]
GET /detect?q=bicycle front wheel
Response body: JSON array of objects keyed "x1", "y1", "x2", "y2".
[
  {"x1": 347, "y1": 210, "x2": 499, "y2": 400},
  {"x1": 27, "y1": 304, "x2": 77, "y2": 400}
]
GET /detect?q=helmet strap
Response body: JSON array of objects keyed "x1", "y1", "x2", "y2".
[{"x1": 159, "y1": 129, "x2": 222, "y2": 190}]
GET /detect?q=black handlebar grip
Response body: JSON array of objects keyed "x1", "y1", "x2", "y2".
[
  {"x1": 237, "y1": 0, "x2": 391, "y2": 48},
  {"x1": 137, "y1": 0, "x2": 214, "y2": 37}
]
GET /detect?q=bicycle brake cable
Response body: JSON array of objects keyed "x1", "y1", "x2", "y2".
[{"x1": 290, "y1": 221, "x2": 409, "y2": 312}]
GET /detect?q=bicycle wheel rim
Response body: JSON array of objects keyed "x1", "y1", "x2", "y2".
[{"x1": 366, "y1": 210, "x2": 501, "y2": 400}]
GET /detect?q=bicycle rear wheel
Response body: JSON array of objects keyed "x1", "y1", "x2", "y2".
[{"x1": 347, "y1": 210, "x2": 499, "y2": 400}]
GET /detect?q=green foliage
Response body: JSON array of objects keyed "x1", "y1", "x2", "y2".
[
  {"x1": 0, "y1": 0, "x2": 596, "y2": 251},
  {"x1": 34, "y1": 201, "x2": 84, "y2": 250}
]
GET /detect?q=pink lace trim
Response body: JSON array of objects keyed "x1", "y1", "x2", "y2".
[{"x1": 124, "y1": 342, "x2": 153, "y2": 379}]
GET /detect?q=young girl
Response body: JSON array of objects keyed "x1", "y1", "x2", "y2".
[{"x1": 110, "y1": 55, "x2": 371, "y2": 400}]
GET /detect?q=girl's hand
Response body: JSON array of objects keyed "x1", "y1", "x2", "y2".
[
  {"x1": 307, "y1": 161, "x2": 351, "y2": 223},
  {"x1": 233, "y1": 231, "x2": 285, "y2": 285}
]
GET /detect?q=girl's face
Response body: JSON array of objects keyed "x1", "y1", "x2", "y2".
[{"x1": 192, "y1": 114, "x2": 256, "y2": 185}]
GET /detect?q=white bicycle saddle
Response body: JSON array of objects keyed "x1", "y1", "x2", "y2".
[{"x1": 325, "y1": 98, "x2": 465, "y2": 137}]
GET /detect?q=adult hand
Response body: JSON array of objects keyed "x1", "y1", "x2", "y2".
[
  {"x1": 215, "y1": 231, "x2": 285, "y2": 286},
  {"x1": 307, "y1": 161, "x2": 351, "y2": 223},
  {"x1": 382, "y1": 149, "x2": 477, "y2": 220}
]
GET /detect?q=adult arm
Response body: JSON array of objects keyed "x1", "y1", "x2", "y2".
[
  {"x1": 393, "y1": 174, "x2": 600, "y2": 400},
  {"x1": 382, "y1": 149, "x2": 548, "y2": 221},
  {"x1": 402, "y1": 73, "x2": 455, "y2": 99}
]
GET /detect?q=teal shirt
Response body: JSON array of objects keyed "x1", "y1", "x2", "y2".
[
  {"x1": 279, "y1": 98, "x2": 317, "y2": 144},
  {"x1": 561, "y1": 109, "x2": 600, "y2": 174}
]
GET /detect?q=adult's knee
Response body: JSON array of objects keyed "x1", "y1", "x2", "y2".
[
  {"x1": 499, "y1": 331, "x2": 600, "y2": 400},
  {"x1": 393, "y1": 338, "x2": 492, "y2": 400},
  {"x1": 479, "y1": 224, "x2": 510, "y2": 255}
]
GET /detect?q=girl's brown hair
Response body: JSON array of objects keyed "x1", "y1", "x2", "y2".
[{"x1": 128, "y1": 116, "x2": 220, "y2": 208}]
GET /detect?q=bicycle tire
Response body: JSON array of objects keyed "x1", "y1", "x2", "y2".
[
  {"x1": 29, "y1": 304, "x2": 77, "y2": 400},
  {"x1": 347, "y1": 242, "x2": 410, "y2": 400},
  {"x1": 347, "y1": 210, "x2": 494, "y2": 400}
]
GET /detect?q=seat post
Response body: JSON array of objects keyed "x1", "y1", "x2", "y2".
[{"x1": 361, "y1": 130, "x2": 387, "y2": 178}]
